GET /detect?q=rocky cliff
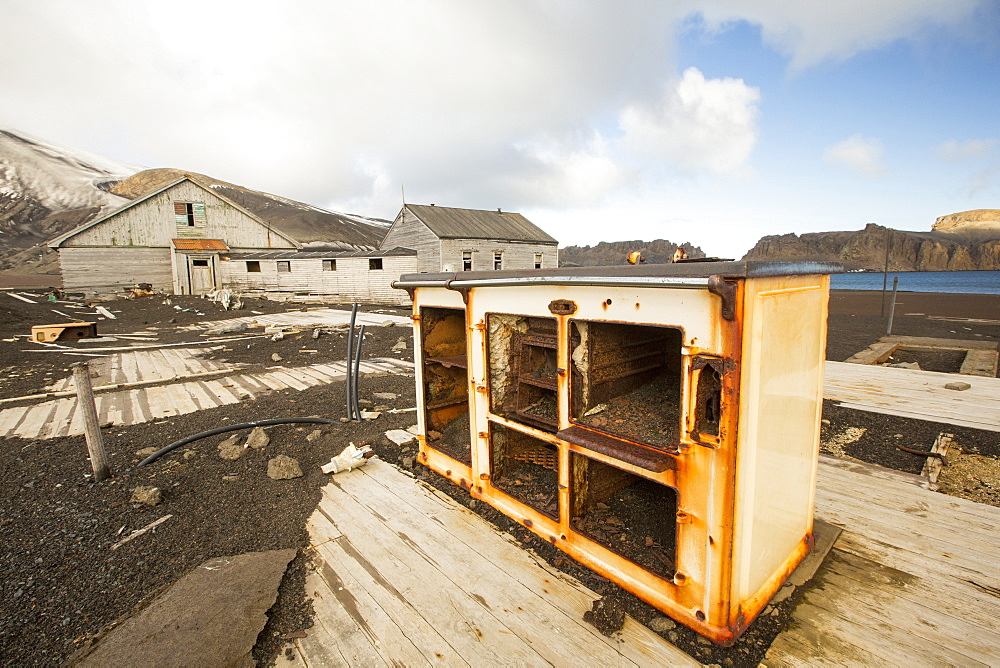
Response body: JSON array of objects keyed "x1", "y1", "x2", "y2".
[
  {"x1": 743, "y1": 212, "x2": 1000, "y2": 271},
  {"x1": 559, "y1": 239, "x2": 705, "y2": 267}
]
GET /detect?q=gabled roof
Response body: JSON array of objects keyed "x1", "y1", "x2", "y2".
[
  {"x1": 48, "y1": 172, "x2": 389, "y2": 251},
  {"x1": 404, "y1": 204, "x2": 557, "y2": 244},
  {"x1": 48, "y1": 177, "x2": 301, "y2": 249}
]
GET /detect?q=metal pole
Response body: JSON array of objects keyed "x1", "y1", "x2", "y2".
[
  {"x1": 886, "y1": 276, "x2": 899, "y2": 336},
  {"x1": 345, "y1": 303, "x2": 358, "y2": 420},
  {"x1": 71, "y1": 363, "x2": 111, "y2": 481},
  {"x1": 353, "y1": 325, "x2": 366, "y2": 420},
  {"x1": 881, "y1": 228, "x2": 891, "y2": 316}
]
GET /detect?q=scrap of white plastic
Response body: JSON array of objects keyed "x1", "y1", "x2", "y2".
[{"x1": 321, "y1": 443, "x2": 374, "y2": 474}]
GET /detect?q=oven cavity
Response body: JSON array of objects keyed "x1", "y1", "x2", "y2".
[
  {"x1": 490, "y1": 423, "x2": 560, "y2": 519},
  {"x1": 571, "y1": 321, "x2": 683, "y2": 450},
  {"x1": 420, "y1": 307, "x2": 471, "y2": 465},
  {"x1": 488, "y1": 315, "x2": 558, "y2": 432},
  {"x1": 571, "y1": 452, "x2": 677, "y2": 579}
]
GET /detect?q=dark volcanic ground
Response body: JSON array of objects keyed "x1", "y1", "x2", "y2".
[{"x1": 0, "y1": 288, "x2": 997, "y2": 666}]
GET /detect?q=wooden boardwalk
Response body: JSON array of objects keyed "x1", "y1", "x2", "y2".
[
  {"x1": 0, "y1": 355, "x2": 414, "y2": 440},
  {"x1": 283, "y1": 456, "x2": 1000, "y2": 667},
  {"x1": 186, "y1": 308, "x2": 411, "y2": 332},
  {"x1": 44, "y1": 347, "x2": 238, "y2": 391},
  {"x1": 290, "y1": 459, "x2": 699, "y2": 667},
  {"x1": 764, "y1": 455, "x2": 1000, "y2": 667},
  {"x1": 823, "y1": 360, "x2": 1000, "y2": 431}
]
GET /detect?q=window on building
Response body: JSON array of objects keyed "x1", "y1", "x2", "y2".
[
  {"x1": 462, "y1": 251, "x2": 473, "y2": 271},
  {"x1": 277, "y1": 261, "x2": 291, "y2": 273},
  {"x1": 323, "y1": 259, "x2": 337, "y2": 271},
  {"x1": 173, "y1": 202, "x2": 205, "y2": 227},
  {"x1": 192, "y1": 259, "x2": 209, "y2": 267},
  {"x1": 369, "y1": 258, "x2": 383, "y2": 270},
  {"x1": 246, "y1": 261, "x2": 261, "y2": 272},
  {"x1": 494, "y1": 251, "x2": 503, "y2": 271},
  {"x1": 534, "y1": 253, "x2": 543, "y2": 269}
]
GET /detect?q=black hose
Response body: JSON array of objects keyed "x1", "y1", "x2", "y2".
[{"x1": 136, "y1": 417, "x2": 337, "y2": 466}]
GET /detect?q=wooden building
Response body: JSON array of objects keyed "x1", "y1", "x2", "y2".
[
  {"x1": 220, "y1": 248, "x2": 417, "y2": 306},
  {"x1": 380, "y1": 204, "x2": 558, "y2": 274},
  {"x1": 47, "y1": 176, "x2": 412, "y2": 302}
]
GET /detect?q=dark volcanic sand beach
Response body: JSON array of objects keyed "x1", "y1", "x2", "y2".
[{"x1": 0, "y1": 287, "x2": 996, "y2": 666}]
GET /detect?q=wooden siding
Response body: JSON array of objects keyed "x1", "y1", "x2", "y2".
[
  {"x1": 381, "y1": 208, "x2": 441, "y2": 272},
  {"x1": 60, "y1": 181, "x2": 296, "y2": 250},
  {"x1": 219, "y1": 255, "x2": 418, "y2": 305},
  {"x1": 439, "y1": 238, "x2": 558, "y2": 272},
  {"x1": 58, "y1": 247, "x2": 173, "y2": 292}
]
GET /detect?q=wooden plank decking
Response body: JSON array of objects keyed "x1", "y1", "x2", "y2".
[
  {"x1": 823, "y1": 360, "x2": 1000, "y2": 431},
  {"x1": 0, "y1": 356, "x2": 414, "y2": 440},
  {"x1": 764, "y1": 455, "x2": 1000, "y2": 667},
  {"x1": 185, "y1": 308, "x2": 412, "y2": 332},
  {"x1": 292, "y1": 459, "x2": 699, "y2": 667},
  {"x1": 288, "y1": 456, "x2": 1000, "y2": 667}
]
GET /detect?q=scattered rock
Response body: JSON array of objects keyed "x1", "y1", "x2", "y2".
[
  {"x1": 267, "y1": 455, "x2": 303, "y2": 480},
  {"x1": 135, "y1": 447, "x2": 158, "y2": 458},
  {"x1": 401, "y1": 455, "x2": 415, "y2": 468},
  {"x1": 306, "y1": 429, "x2": 323, "y2": 442},
  {"x1": 245, "y1": 427, "x2": 270, "y2": 450},
  {"x1": 182, "y1": 449, "x2": 198, "y2": 460},
  {"x1": 204, "y1": 322, "x2": 247, "y2": 336},
  {"x1": 130, "y1": 486, "x2": 162, "y2": 506},
  {"x1": 771, "y1": 583, "x2": 795, "y2": 604},
  {"x1": 385, "y1": 429, "x2": 417, "y2": 446},
  {"x1": 338, "y1": 417, "x2": 350, "y2": 423},
  {"x1": 886, "y1": 361, "x2": 920, "y2": 370},
  {"x1": 945, "y1": 381, "x2": 972, "y2": 391},
  {"x1": 821, "y1": 419, "x2": 831, "y2": 426},
  {"x1": 218, "y1": 435, "x2": 245, "y2": 460},
  {"x1": 391, "y1": 338, "x2": 407, "y2": 351},
  {"x1": 382, "y1": 320, "x2": 396, "y2": 328},
  {"x1": 271, "y1": 353, "x2": 283, "y2": 362},
  {"x1": 373, "y1": 392, "x2": 398, "y2": 401},
  {"x1": 647, "y1": 616, "x2": 676, "y2": 633},
  {"x1": 222, "y1": 475, "x2": 240, "y2": 482},
  {"x1": 361, "y1": 411, "x2": 381, "y2": 420}
]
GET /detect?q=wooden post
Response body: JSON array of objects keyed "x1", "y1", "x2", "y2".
[{"x1": 72, "y1": 362, "x2": 111, "y2": 481}]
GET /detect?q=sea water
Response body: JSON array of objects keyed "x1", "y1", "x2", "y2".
[{"x1": 830, "y1": 270, "x2": 1000, "y2": 295}]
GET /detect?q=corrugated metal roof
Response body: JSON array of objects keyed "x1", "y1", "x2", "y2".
[
  {"x1": 228, "y1": 247, "x2": 417, "y2": 260},
  {"x1": 171, "y1": 238, "x2": 229, "y2": 251},
  {"x1": 406, "y1": 204, "x2": 557, "y2": 243}
]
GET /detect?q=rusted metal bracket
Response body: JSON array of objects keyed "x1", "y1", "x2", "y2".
[
  {"x1": 707, "y1": 275, "x2": 738, "y2": 321},
  {"x1": 548, "y1": 299, "x2": 577, "y2": 315}
]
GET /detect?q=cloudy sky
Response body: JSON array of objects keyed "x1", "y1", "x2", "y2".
[{"x1": 1, "y1": 1, "x2": 997, "y2": 257}]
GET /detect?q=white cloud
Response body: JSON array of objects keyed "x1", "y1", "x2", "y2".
[
  {"x1": 619, "y1": 67, "x2": 760, "y2": 175},
  {"x1": 692, "y1": 0, "x2": 986, "y2": 70},
  {"x1": 937, "y1": 138, "x2": 997, "y2": 162},
  {"x1": 823, "y1": 134, "x2": 886, "y2": 177}
]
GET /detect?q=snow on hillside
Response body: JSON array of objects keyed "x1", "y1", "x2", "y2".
[{"x1": 0, "y1": 127, "x2": 143, "y2": 214}]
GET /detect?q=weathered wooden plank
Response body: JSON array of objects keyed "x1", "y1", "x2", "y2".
[
  {"x1": 333, "y1": 462, "x2": 697, "y2": 666},
  {"x1": 314, "y1": 539, "x2": 474, "y2": 666},
  {"x1": 318, "y1": 478, "x2": 595, "y2": 666}
]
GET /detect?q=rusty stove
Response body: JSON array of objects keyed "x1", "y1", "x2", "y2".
[{"x1": 394, "y1": 261, "x2": 839, "y2": 645}]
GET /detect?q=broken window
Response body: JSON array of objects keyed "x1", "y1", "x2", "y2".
[
  {"x1": 570, "y1": 452, "x2": 677, "y2": 579},
  {"x1": 420, "y1": 307, "x2": 470, "y2": 465},
  {"x1": 494, "y1": 251, "x2": 503, "y2": 270},
  {"x1": 490, "y1": 423, "x2": 559, "y2": 519},
  {"x1": 323, "y1": 259, "x2": 337, "y2": 271},
  {"x1": 487, "y1": 315, "x2": 558, "y2": 432},
  {"x1": 534, "y1": 253, "x2": 543, "y2": 269},
  {"x1": 570, "y1": 321, "x2": 683, "y2": 451},
  {"x1": 191, "y1": 259, "x2": 209, "y2": 267},
  {"x1": 277, "y1": 261, "x2": 291, "y2": 273},
  {"x1": 463, "y1": 251, "x2": 473, "y2": 271},
  {"x1": 369, "y1": 258, "x2": 383, "y2": 270},
  {"x1": 173, "y1": 202, "x2": 205, "y2": 227},
  {"x1": 246, "y1": 261, "x2": 261, "y2": 273}
]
